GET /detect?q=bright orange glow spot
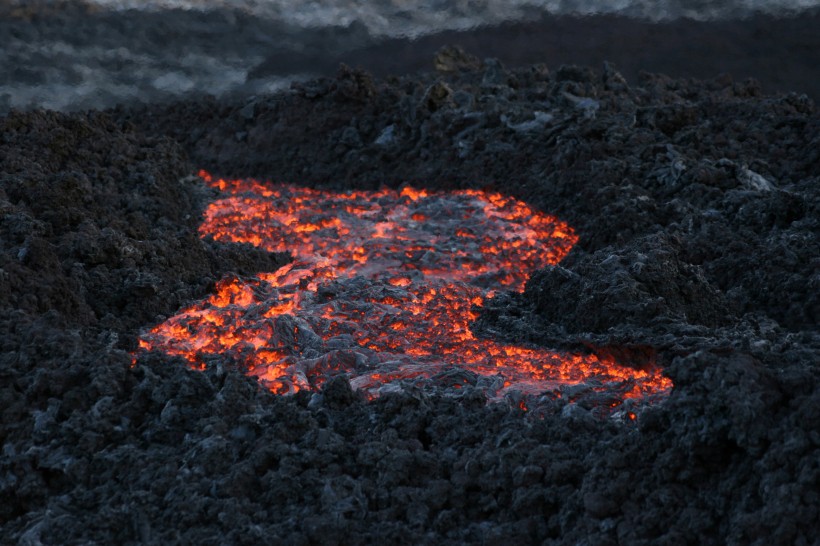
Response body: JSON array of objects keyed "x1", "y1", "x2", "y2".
[{"x1": 138, "y1": 171, "x2": 672, "y2": 403}]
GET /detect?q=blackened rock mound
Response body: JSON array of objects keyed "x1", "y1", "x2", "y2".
[
  {"x1": 0, "y1": 110, "x2": 286, "y2": 337},
  {"x1": 528, "y1": 233, "x2": 732, "y2": 334},
  {"x1": 580, "y1": 349, "x2": 819, "y2": 544}
]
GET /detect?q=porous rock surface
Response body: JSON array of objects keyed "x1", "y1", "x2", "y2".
[{"x1": 2, "y1": 57, "x2": 818, "y2": 544}]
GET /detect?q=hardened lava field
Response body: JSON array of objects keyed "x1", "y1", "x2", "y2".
[{"x1": 138, "y1": 172, "x2": 671, "y2": 405}]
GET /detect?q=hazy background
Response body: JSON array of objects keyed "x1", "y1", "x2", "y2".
[
  {"x1": 1, "y1": 0, "x2": 819, "y2": 111},
  {"x1": 55, "y1": 0, "x2": 820, "y2": 31}
]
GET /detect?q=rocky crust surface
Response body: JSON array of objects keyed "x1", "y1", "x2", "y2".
[{"x1": 2, "y1": 44, "x2": 818, "y2": 546}]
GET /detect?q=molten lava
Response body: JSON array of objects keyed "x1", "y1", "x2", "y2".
[{"x1": 138, "y1": 171, "x2": 671, "y2": 404}]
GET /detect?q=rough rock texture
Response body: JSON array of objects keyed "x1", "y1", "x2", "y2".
[
  {"x1": 1, "y1": 45, "x2": 818, "y2": 546},
  {"x1": 123, "y1": 61, "x2": 818, "y2": 334},
  {"x1": 0, "y1": 110, "x2": 287, "y2": 337}
]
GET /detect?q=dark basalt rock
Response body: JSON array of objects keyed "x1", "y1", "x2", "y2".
[
  {"x1": 0, "y1": 109, "x2": 287, "y2": 342},
  {"x1": 1, "y1": 21, "x2": 818, "y2": 546},
  {"x1": 528, "y1": 233, "x2": 733, "y2": 333}
]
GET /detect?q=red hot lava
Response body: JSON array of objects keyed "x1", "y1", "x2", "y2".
[{"x1": 138, "y1": 171, "x2": 671, "y2": 404}]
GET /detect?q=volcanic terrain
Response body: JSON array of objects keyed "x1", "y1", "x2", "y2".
[{"x1": 1, "y1": 7, "x2": 819, "y2": 545}]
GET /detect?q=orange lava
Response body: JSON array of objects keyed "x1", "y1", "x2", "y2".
[{"x1": 138, "y1": 171, "x2": 672, "y2": 403}]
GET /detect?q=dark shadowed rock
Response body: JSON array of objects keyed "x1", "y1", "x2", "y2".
[
  {"x1": 0, "y1": 38, "x2": 817, "y2": 546},
  {"x1": 321, "y1": 375, "x2": 360, "y2": 409},
  {"x1": 433, "y1": 45, "x2": 482, "y2": 74},
  {"x1": 527, "y1": 233, "x2": 733, "y2": 334}
]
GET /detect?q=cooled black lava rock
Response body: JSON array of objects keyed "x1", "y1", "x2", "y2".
[
  {"x1": 2, "y1": 45, "x2": 819, "y2": 546},
  {"x1": 528, "y1": 233, "x2": 733, "y2": 333},
  {"x1": 0, "y1": 109, "x2": 287, "y2": 340}
]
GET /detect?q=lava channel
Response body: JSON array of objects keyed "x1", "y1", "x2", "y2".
[{"x1": 138, "y1": 171, "x2": 672, "y2": 405}]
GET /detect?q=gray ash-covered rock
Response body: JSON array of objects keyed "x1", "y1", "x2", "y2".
[{"x1": 1, "y1": 44, "x2": 818, "y2": 546}]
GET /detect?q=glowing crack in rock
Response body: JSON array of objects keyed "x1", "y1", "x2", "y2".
[{"x1": 138, "y1": 171, "x2": 672, "y2": 404}]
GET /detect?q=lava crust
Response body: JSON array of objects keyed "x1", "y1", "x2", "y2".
[{"x1": 138, "y1": 172, "x2": 670, "y2": 403}]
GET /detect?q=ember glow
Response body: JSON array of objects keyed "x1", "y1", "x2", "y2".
[{"x1": 138, "y1": 171, "x2": 672, "y2": 404}]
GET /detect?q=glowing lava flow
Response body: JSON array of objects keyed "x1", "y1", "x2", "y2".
[{"x1": 138, "y1": 171, "x2": 671, "y2": 403}]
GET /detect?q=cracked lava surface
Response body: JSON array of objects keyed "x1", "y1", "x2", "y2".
[{"x1": 137, "y1": 171, "x2": 672, "y2": 405}]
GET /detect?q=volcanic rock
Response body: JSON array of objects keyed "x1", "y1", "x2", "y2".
[
  {"x1": 1, "y1": 31, "x2": 818, "y2": 546},
  {"x1": 528, "y1": 233, "x2": 733, "y2": 333},
  {"x1": 0, "y1": 109, "x2": 287, "y2": 340},
  {"x1": 433, "y1": 45, "x2": 482, "y2": 74}
]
